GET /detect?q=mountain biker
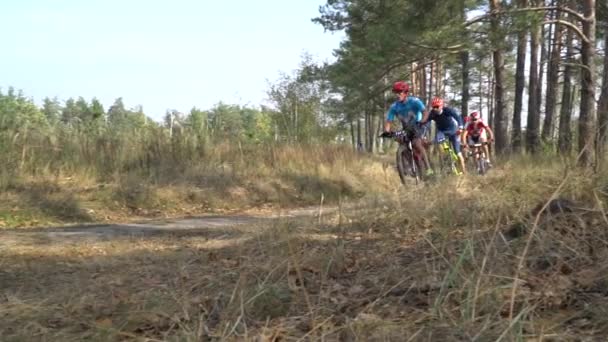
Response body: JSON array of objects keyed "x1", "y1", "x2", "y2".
[
  {"x1": 462, "y1": 111, "x2": 495, "y2": 167},
  {"x1": 381, "y1": 81, "x2": 433, "y2": 176},
  {"x1": 422, "y1": 97, "x2": 466, "y2": 175}
]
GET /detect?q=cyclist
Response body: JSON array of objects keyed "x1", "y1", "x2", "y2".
[
  {"x1": 462, "y1": 111, "x2": 494, "y2": 167},
  {"x1": 422, "y1": 97, "x2": 466, "y2": 175},
  {"x1": 381, "y1": 81, "x2": 433, "y2": 176}
]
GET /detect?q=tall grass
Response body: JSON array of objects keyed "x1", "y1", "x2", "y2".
[
  {"x1": 2, "y1": 157, "x2": 608, "y2": 340},
  {"x1": 0, "y1": 125, "x2": 396, "y2": 226}
]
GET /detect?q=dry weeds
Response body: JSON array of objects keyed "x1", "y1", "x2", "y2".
[
  {"x1": 0, "y1": 144, "x2": 393, "y2": 228},
  {"x1": 2, "y1": 157, "x2": 608, "y2": 341}
]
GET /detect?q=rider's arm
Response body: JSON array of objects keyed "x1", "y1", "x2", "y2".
[
  {"x1": 485, "y1": 124, "x2": 495, "y2": 141},
  {"x1": 412, "y1": 98, "x2": 426, "y2": 123},
  {"x1": 420, "y1": 109, "x2": 431, "y2": 125},
  {"x1": 448, "y1": 108, "x2": 464, "y2": 129},
  {"x1": 384, "y1": 121, "x2": 392, "y2": 132},
  {"x1": 384, "y1": 104, "x2": 397, "y2": 132}
]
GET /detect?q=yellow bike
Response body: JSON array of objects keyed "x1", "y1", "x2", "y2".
[{"x1": 437, "y1": 137, "x2": 461, "y2": 176}]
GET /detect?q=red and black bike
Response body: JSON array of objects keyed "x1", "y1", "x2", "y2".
[
  {"x1": 466, "y1": 141, "x2": 491, "y2": 175},
  {"x1": 380, "y1": 130, "x2": 424, "y2": 185}
]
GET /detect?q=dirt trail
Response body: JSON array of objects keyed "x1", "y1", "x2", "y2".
[{"x1": 0, "y1": 205, "x2": 350, "y2": 248}]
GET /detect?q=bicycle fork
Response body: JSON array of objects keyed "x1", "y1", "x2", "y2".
[{"x1": 438, "y1": 140, "x2": 461, "y2": 175}]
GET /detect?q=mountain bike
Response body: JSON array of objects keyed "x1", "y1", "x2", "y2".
[
  {"x1": 437, "y1": 137, "x2": 461, "y2": 176},
  {"x1": 380, "y1": 130, "x2": 423, "y2": 185},
  {"x1": 467, "y1": 141, "x2": 490, "y2": 175}
]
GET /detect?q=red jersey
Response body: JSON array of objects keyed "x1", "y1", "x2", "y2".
[{"x1": 466, "y1": 121, "x2": 488, "y2": 137}]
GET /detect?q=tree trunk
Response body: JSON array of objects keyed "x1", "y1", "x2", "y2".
[
  {"x1": 478, "y1": 58, "x2": 483, "y2": 117},
  {"x1": 558, "y1": 28, "x2": 574, "y2": 155},
  {"x1": 410, "y1": 62, "x2": 419, "y2": 95},
  {"x1": 490, "y1": 0, "x2": 507, "y2": 152},
  {"x1": 512, "y1": 0, "x2": 528, "y2": 153},
  {"x1": 542, "y1": 9, "x2": 563, "y2": 146},
  {"x1": 488, "y1": 53, "x2": 495, "y2": 127},
  {"x1": 460, "y1": 0, "x2": 469, "y2": 117},
  {"x1": 578, "y1": 0, "x2": 596, "y2": 167},
  {"x1": 597, "y1": 23, "x2": 608, "y2": 167},
  {"x1": 420, "y1": 63, "x2": 427, "y2": 102},
  {"x1": 536, "y1": 20, "x2": 547, "y2": 115},
  {"x1": 443, "y1": 61, "x2": 449, "y2": 98},
  {"x1": 371, "y1": 111, "x2": 378, "y2": 153},
  {"x1": 364, "y1": 110, "x2": 370, "y2": 152},
  {"x1": 461, "y1": 51, "x2": 470, "y2": 117},
  {"x1": 350, "y1": 120, "x2": 356, "y2": 149},
  {"x1": 436, "y1": 59, "x2": 444, "y2": 97},
  {"x1": 294, "y1": 99, "x2": 298, "y2": 141},
  {"x1": 526, "y1": 15, "x2": 541, "y2": 153},
  {"x1": 363, "y1": 112, "x2": 368, "y2": 151},
  {"x1": 428, "y1": 62, "x2": 434, "y2": 104},
  {"x1": 489, "y1": 74, "x2": 495, "y2": 128},
  {"x1": 357, "y1": 116, "x2": 362, "y2": 150}
]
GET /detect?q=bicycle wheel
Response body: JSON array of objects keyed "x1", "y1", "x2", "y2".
[
  {"x1": 465, "y1": 149, "x2": 476, "y2": 173},
  {"x1": 395, "y1": 146, "x2": 409, "y2": 185},
  {"x1": 410, "y1": 152, "x2": 421, "y2": 184},
  {"x1": 437, "y1": 142, "x2": 449, "y2": 176},
  {"x1": 449, "y1": 155, "x2": 458, "y2": 175},
  {"x1": 478, "y1": 150, "x2": 489, "y2": 175},
  {"x1": 440, "y1": 143, "x2": 458, "y2": 176},
  {"x1": 477, "y1": 155, "x2": 486, "y2": 175},
  {"x1": 450, "y1": 150, "x2": 461, "y2": 175},
  {"x1": 439, "y1": 152, "x2": 455, "y2": 176}
]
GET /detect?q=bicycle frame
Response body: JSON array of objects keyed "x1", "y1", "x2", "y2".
[
  {"x1": 398, "y1": 133, "x2": 423, "y2": 183},
  {"x1": 437, "y1": 138, "x2": 460, "y2": 176},
  {"x1": 381, "y1": 130, "x2": 423, "y2": 185},
  {"x1": 467, "y1": 142, "x2": 488, "y2": 174}
]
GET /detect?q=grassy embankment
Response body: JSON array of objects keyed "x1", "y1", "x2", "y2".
[{"x1": 2, "y1": 153, "x2": 608, "y2": 340}]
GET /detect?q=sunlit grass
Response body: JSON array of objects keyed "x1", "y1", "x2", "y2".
[
  {"x1": 0, "y1": 141, "x2": 396, "y2": 228},
  {"x1": 2, "y1": 159, "x2": 608, "y2": 340}
]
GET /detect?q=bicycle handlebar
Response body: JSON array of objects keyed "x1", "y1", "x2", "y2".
[
  {"x1": 466, "y1": 142, "x2": 489, "y2": 148},
  {"x1": 467, "y1": 141, "x2": 490, "y2": 148},
  {"x1": 379, "y1": 130, "x2": 407, "y2": 139}
]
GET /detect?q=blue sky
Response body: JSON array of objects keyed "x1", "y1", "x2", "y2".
[{"x1": 1, "y1": 1, "x2": 344, "y2": 120}]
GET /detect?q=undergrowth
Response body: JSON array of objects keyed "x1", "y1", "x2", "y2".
[
  {"x1": 2, "y1": 155, "x2": 608, "y2": 340},
  {"x1": 0, "y1": 143, "x2": 394, "y2": 228}
]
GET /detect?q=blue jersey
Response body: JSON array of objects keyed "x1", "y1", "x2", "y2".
[
  {"x1": 386, "y1": 96, "x2": 425, "y2": 127},
  {"x1": 427, "y1": 107, "x2": 463, "y2": 132}
]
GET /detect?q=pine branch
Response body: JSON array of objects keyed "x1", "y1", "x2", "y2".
[
  {"x1": 399, "y1": 38, "x2": 465, "y2": 52},
  {"x1": 543, "y1": 20, "x2": 590, "y2": 43},
  {"x1": 465, "y1": 6, "x2": 590, "y2": 28},
  {"x1": 560, "y1": 61, "x2": 593, "y2": 73}
]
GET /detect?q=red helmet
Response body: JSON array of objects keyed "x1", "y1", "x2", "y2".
[
  {"x1": 470, "y1": 111, "x2": 480, "y2": 120},
  {"x1": 431, "y1": 97, "x2": 444, "y2": 108},
  {"x1": 392, "y1": 81, "x2": 409, "y2": 93}
]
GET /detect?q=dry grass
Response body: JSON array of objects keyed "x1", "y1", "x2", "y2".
[
  {"x1": 2, "y1": 155, "x2": 608, "y2": 341},
  {"x1": 0, "y1": 143, "x2": 395, "y2": 228}
]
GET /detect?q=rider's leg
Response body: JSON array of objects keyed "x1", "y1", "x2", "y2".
[
  {"x1": 464, "y1": 137, "x2": 472, "y2": 163},
  {"x1": 457, "y1": 152, "x2": 466, "y2": 174},
  {"x1": 435, "y1": 130, "x2": 446, "y2": 148},
  {"x1": 480, "y1": 136, "x2": 491, "y2": 164},
  {"x1": 410, "y1": 125, "x2": 433, "y2": 174},
  {"x1": 420, "y1": 122, "x2": 433, "y2": 159},
  {"x1": 449, "y1": 132, "x2": 466, "y2": 174},
  {"x1": 479, "y1": 131, "x2": 491, "y2": 163},
  {"x1": 413, "y1": 138, "x2": 432, "y2": 172}
]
